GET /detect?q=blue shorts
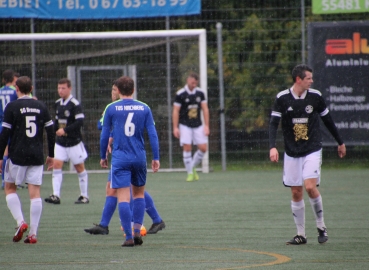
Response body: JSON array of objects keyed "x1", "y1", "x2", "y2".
[
  {"x1": 107, "y1": 170, "x2": 111, "y2": 182},
  {"x1": 110, "y1": 161, "x2": 147, "y2": 188}
]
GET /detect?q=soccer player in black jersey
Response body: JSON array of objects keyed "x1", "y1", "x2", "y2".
[
  {"x1": 172, "y1": 73, "x2": 210, "y2": 182},
  {"x1": 0, "y1": 76, "x2": 55, "y2": 244},
  {"x1": 44, "y1": 78, "x2": 89, "y2": 205},
  {"x1": 269, "y1": 64, "x2": 346, "y2": 245}
]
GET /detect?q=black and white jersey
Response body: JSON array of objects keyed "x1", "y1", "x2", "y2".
[
  {"x1": 270, "y1": 88, "x2": 330, "y2": 157},
  {"x1": 174, "y1": 85, "x2": 206, "y2": 128},
  {"x1": 0, "y1": 96, "x2": 55, "y2": 166},
  {"x1": 55, "y1": 95, "x2": 84, "y2": 147}
]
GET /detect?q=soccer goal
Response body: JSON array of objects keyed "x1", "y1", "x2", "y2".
[{"x1": 0, "y1": 29, "x2": 208, "y2": 173}]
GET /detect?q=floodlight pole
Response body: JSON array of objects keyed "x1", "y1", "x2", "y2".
[
  {"x1": 166, "y1": 16, "x2": 173, "y2": 169},
  {"x1": 217, "y1": 23, "x2": 227, "y2": 171},
  {"x1": 30, "y1": 18, "x2": 36, "y2": 96},
  {"x1": 301, "y1": 0, "x2": 306, "y2": 64}
]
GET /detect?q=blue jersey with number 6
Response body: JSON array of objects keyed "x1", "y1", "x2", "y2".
[
  {"x1": 0, "y1": 85, "x2": 17, "y2": 131},
  {"x1": 100, "y1": 99, "x2": 159, "y2": 166}
]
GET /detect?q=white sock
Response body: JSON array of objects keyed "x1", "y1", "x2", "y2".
[
  {"x1": 78, "y1": 170, "x2": 88, "y2": 198},
  {"x1": 6, "y1": 193, "x2": 24, "y2": 226},
  {"x1": 191, "y1": 150, "x2": 205, "y2": 169},
  {"x1": 309, "y1": 195, "x2": 326, "y2": 230},
  {"x1": 52, "y1": 169, "x2": 63, "y2": 197},
  {"x1": 29, "y1": 198, "x2": 42, "y2": 236},
  {"x1": 291, "y1": 200, "x2": 305, "y2": 237},
  {"x1": 183, "y1": 151, "x2": 192, "y2": 174}
]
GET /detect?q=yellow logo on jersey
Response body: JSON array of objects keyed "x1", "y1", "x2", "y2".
[
  {"x1": 293, "y1": 124, "x2": 308, "y2": 141},
  {"x1": 188, "y1": 108, "x2": 198, "y2": 119}
]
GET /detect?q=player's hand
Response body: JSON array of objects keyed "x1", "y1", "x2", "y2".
[
  {"x1": 204, "y1": 125, "x2": 210, "y2": 136},
  {"x1": 56, "y1": 128, "x2": 66, "y2": 137},
  {"x1": 45, "y1": 157, "x2": 54, "y2": 170},
  {"x1": 0, "y1": 160, "x2": 2, "y2": 174},
  {"x1": 269, "y1": 148, "x2": 279, "y2": 162},
  {"x1": 152, "y1": 160, "x2": 160, "y2": 173},
  {"x1": 100, "y1": 159, "x2": 108, "y2": 168},
  {"x1": 173, "y1": 127, "x2": 180, "y2": 139},
  {"x1": 338, "y1": 143, "x2": 346, "y2": 158}
]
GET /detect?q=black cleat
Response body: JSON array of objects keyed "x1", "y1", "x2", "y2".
[
  {"x1": 84, "y1": 224, "x2": 109, "y2": 235},
  {"x1": 44, "y1": 195, "x2": 61, "y2": 204},
  {"x1": 75, "y1": 196, "x2": 89, "y2": 204},
  {"x1": 122, "y1": 239, "x2": 134, "y2": 247},
  {"x1": 286, "y1": 235, "x2": 307, "y2": 245},
  {"x1": 317, "y1": 227, "x2": 328, "y2": 244},
  {"x1": 147, "y1": 220, "x2": 166, "y2": 234},
  {"x1": 133, "y1": 233, "x2": 143, "y2": 245}
]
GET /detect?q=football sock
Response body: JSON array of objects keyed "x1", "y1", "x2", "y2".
[
  {"x1": 309, "y1": 195, "x2": 326, "y2": 230},
  {"x1": 291, "y1": 200, "x2": 305, "y2": 237},
  {"x1": 2, "y1": 155, "x2": 7, "y2": 180},
  {"x1": 132, "y1": 198, "x2": 145, "y2": 234},
  {"x1": 144, "y1": 191, "x2": 162, "y2": 224},
  {"x1": 191, "y1": 150, "x2": 205, "y2": 168},
  {"x1": 29, "y1": 198, "x2": 42, "y2": 236},
  {"x1": 118, "y1": 202, "x2": 132, "y2": 240},
  {"x1": 78, "y1": 170, "x2": 89, "y2": 198},
  {"x1": 52, "y1": 169, "x2": 63, "y2": 197},
  {"x1": 183, "y1": 151, "x2": 193, "y2": 174},
  {"x1": 100, "y1": 196, "x2": 117, "y2": 227},
  {"x1": 6, "y1": 193, "x2": 24, "y2": 226}
]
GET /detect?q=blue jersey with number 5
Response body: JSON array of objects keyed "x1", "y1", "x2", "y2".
[
  {"x1": 0, "y1": 85, "x2": 17, "y2": 131},
  {"x1": 100, "y1": 99, "x2": 159, "y2": 166}
]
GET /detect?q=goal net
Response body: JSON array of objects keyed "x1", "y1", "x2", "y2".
[{"x1": 0, "y1": 30, "x2": 208, "y2": 173}]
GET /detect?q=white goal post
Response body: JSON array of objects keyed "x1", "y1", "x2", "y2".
[{"x1": 0, "y1": 29, "x2": 209, "y2": 173}]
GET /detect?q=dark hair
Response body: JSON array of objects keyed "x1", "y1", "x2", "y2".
[
  {"x1": 58, "y1": 78, "x2": 72, "y2": 87},
  {"x1": 2, "y1": 69, "x2": 15, "y2": 84},
  {"x1": 14, "y1": 72, "x2": 20, "y2": 78},
  {"x1": 114, "y1": 76, "x2": 134, "y2": 96},
  {"x1": 16, "y1": 76, "x2": 33, "y2": 94},
  {"x1": 292, "y1": 64, "x2": 313, "y2": 82},
  {"x1": 188, "y1": 72, "x2": 199, "y2": 81}
]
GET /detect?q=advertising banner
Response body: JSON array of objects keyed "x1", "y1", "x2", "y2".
[
  {"x1": 0, "y1": 0, "x2": 200, "y2": 19},
  {"x1": 312, "y1": 0, "x2": 369, "y2": 14},
  {"x1": 308, "y1": 21, "x2": 369, "y2": 145}
]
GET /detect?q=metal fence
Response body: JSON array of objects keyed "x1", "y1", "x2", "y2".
[{"x1": 1, "y1": 1, "x2": 368, "y2": 170}]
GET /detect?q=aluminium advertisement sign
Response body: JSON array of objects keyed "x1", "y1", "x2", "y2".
[{"x1": 308, "y1": 21, "x2": 369, "y2": 146}]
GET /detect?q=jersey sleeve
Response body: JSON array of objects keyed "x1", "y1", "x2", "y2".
[
  {"x1": 43, "y1": 106, "x2": 55, "y2": 158},
  {"x1": 269, "y1": 97, "x2": 282, "y2": 149},
  {"x1": 100, "y1": 106, "x2": 111, "y2": 159},
  {"x1": 63, "y1": 103, "x2": 84, "y2": 134},
  {"x1": 145, "y1": 108, "x2": 160, "y2": 160},
  {"x1": 173, "y1": 93, "x2": 182, "y2": 107},
  {"x1": 0, "y1": 103, "x2": 14, "y2": 157}
]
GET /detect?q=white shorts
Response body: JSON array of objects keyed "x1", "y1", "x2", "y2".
[
  {"x1": 283, "y1": 149, "x2": 322, "y2": 187},
  {"x1": 4, "y1": 159, "x2": 43, "y2": 186},
  {"x1": 54, "y1": 142, "x2": 88, "y2": 165},
  {"x1": 179, "y1": 124, "x2": 208, "y2": 146}
]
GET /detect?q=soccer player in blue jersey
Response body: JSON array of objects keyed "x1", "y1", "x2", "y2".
[
  {"x1": 100, "y1": 76, "x2": 160, "y2": 247},
  {"x1": 85, "y1": 84, "x2": 165, "y2": 235},
  {"x1": 0, "y1": 70, "x2": 18, "y2": 189}
]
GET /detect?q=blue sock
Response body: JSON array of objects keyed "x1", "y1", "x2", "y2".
[
  {"x1": 132, "y1": 198, "x2": 145, "y2": 234},
  {"x1": 118, "y1": 202, "x2": 132, "y2": 240},
  {"x1": 144, "y1": 191, "x2": 162, "y2": 224},
  {"x1": 2, "y1": 156, "x2": 8, "y2": 181},
  {"x1": 99, "y1": 196, "x2": 117, "y2": 227}
]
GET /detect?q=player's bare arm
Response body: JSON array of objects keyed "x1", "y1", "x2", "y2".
[
  {"x1": 56, "y1": 128, "x2": 66, "y2": 136},
  {"x1": 152, "y1": 160, "x2": 160, "y2": 173},
  {"x1": 338, "y1": 144, "x2": 346, "y2": 158},
  {"x1": 172, "y1": 105, "x2": 180, "y2": 138},
  {"x1": 269, "y1": 147, "x2": 279, "y2": 162},
  {"x1": 45, "y1": 157, "x2": 54, "y2": 171},
  {"x1": 100, "y1": 159, "x2": 108, "y2": 168}
]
